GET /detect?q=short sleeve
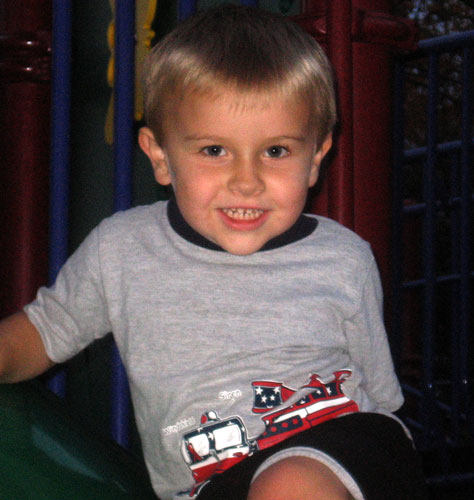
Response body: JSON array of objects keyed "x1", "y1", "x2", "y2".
[
  {"x1": 25, "y1": 225, "x2": 112, "y2": 363},
  {"x1": 343, "y1": 259, "x2": 404, "y2": 412}
]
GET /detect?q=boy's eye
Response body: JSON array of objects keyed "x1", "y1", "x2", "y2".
[
  {"x1": 265, "y1": 146, "x2": 289, "y2": 158},
  {"x1": 202, "y1": 145, "x2": 226, "y2": 157}
]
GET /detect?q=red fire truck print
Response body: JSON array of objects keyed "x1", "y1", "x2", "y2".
[
  {"x1": 179, "y1": 370, "x2": 358, "y2": 496},
  {"x1": 181, "y1": 411, "x2": 256, "y2": 488},
  {"x1": 254, "y1": 370, "x2": 359, "y2": 450}
]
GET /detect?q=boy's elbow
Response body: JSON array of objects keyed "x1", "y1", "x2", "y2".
[
  {"x1": 0, "y1": 345, "x2": 22, "y2": 384},
  {"x1": 0, "y1": 353, "x2": 54, "y2": 384},
  {"x1": 0, "y1": 355, "x2": 8, "y2": 383},
  {"x1": 0, "y1": 312, "x2": 54, "y2": 383}
]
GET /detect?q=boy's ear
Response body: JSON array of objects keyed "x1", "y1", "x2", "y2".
[
  {"x1": 309, "y1": 134, "x2": 333, "y2": 187},
  {"x1": 138, "y1": 127, "x2": 173, "y2": 186}
]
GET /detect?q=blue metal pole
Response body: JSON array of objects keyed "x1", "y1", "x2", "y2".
[
  {"x1": 419, "y1": 52, "x2": 439, "y2": 447},
  {"x1": 391, "y1": 59, "x2": 406, "y2": 372},
  {"x1": 111, "y1": 0, "x2": 135, "y2": 448},
  {"x1": 458, "y1": 46, "x2": 473, "y2": 421},
  {"x1": 114, "y1": 2, "x2": 135, "y2": 213},
  {"x1": 48, "y1": 0, "x2": 73, "y2": 398},
  {"x1": 449, "y1": 149, "x2": 461, "y2": 438},
  {"x1": 178, "y1": 0, "x2": 197, "y2": 22},
  {"x1": 414, "y1": 30, "x2": 474, "y2": 55}
]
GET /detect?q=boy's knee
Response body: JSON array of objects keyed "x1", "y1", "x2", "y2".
[{"x1": 247, "y1": 456, "x2": 352, "y2": 500}]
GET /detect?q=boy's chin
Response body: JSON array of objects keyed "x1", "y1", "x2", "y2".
[
  {"x1": 225, "y1": 247, "x2": 262, "y2": 256},
  {"x1": 217, "y1": 236, "x2": 269, "y2": 256}
]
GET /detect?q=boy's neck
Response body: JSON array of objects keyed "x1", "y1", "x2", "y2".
[{"x1": 167, "y1": 197, "x2": 318, "y2": 253}]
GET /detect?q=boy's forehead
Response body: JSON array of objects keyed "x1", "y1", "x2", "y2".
[
  {"x1": 159, "y1": 86, "x2": 316, "y2": 145},
  {"x1": 176, "y1": 85, "x2": 305, "y2": 114}
]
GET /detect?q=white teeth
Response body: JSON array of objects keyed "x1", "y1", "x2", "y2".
[{"x1": 222, "y1": 208, "x2": 264, "y2": 220}]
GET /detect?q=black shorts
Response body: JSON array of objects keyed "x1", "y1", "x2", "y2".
[{"x1": 196, "y1": 413, "x2": 427, "y2": 500}]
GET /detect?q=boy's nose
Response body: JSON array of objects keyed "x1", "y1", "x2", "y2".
[{"x1": 227, "y1": 159, "x2": 265, "y2": 197}]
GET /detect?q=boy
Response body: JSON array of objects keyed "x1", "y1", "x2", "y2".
[{"x1": 0, "y1": 5, "x2": 425, "y2": 500}]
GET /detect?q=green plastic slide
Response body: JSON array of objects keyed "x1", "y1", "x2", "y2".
[{"x1": 0, "y1": 381, "x2": 157, "y2": 499}]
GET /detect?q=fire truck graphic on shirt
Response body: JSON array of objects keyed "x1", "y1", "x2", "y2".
[
  {"x1": 254, "y1": 370, "x2": 359, "y2": 450},
  {"x1": 179, "y1": 370, "x2": 358, "y2": 496},
  {"x1": 181, "y1": 411, "x2": 256, "y2": 488}
]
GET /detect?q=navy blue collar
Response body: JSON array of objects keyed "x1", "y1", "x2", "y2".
[{"x1": 167, "y1": 197, "x2": 317, "y2": 252}]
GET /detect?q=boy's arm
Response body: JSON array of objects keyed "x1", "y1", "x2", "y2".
[
  {"x1": 345, "y1": 259, "x2": 404, "y2": 412},
  {"x1": 0, "y1": 311, "x2": 54, "y2": 383}
]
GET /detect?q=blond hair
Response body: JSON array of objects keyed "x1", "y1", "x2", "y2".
[{"x1": 143, "y1": 5, "x2": 336, "y2": 147}]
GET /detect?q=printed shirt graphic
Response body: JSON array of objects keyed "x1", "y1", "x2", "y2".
[
  {"x1": 180, "y1": 411, "x2": 254, "y2": 497},
  {"x1": 178, "y1": 370, "x2": 359, "y2": 498},
  {"x1": 251, "y1": 381, "x2": 296, "y2": 413},
  {"x1": 255, "y1": 370, "x2": 359, "y2": 451}
]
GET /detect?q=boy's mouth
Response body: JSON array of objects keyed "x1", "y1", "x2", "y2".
[{"x1": 221, "y1": 208, "x2": 265, "y2": 221}]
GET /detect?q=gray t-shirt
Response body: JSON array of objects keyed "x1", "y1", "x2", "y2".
[{"x1": 26, "y1": 200, "x2": 403, "y2": 500}]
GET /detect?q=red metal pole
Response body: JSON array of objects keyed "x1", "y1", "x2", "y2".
[
  {"x1": 298, "y1": 0, "x2": 415, "y2": 295},
  {"x1": 0, "y1": 1, "x2": 52, "y2": 318},
  {"x1": 326, "y1": 0, "x2": 355, "y2": 230},
  {"x1": 351, "y1": 2, "x2": 392, "y2": 288}
]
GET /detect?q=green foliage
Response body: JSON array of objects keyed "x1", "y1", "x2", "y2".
[{"x1": 394, "y1": 0, "x2": 474, "y2": 149}]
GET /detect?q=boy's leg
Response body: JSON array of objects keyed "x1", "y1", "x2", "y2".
[
  {"x1": 247, "y1": 456, "x2": 353, "y2": 500},
  {"x1": 196, "y1": 413, "x2": 427, "y2": 500}
]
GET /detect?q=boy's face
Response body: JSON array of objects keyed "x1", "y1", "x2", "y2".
[{"x1": 139, "y1": 89, "x2": 332, "y2": 255}]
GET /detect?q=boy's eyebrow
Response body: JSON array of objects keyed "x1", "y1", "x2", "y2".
[
  {"x1": 183, "y1": 134, "x2": 225, "y2": 141},
  {"x1": 270, "y1": 135, "x2": 308, "y2": 143}
]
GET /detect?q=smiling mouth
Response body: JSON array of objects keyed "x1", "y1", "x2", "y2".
[{"x1": 221, "y1": 208, "x2": 265, "y2": 220}]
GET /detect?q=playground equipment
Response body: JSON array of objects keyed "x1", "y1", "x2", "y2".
[{"x1": 0, "y1": 380, "x2": 156, "y2": 499}]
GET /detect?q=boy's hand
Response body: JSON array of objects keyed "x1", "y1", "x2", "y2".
[{"x1": 0, "y1": 312, "x2": 54, "y2": 383}]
